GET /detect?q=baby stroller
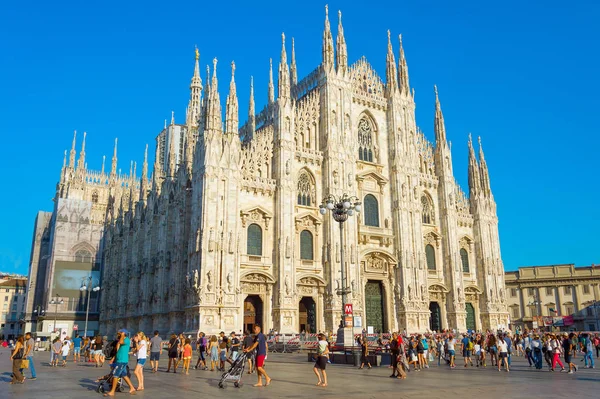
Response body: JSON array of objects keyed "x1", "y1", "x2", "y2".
[
  {"x1": 95, "y1": 364, "x2": 130, "y2": 394},
  {"x1": 95, "y1": 340, "x2": 130, "y2": 394},
  {"x1": 218, "y1": 351, "x2": 250, "y2": 388}
]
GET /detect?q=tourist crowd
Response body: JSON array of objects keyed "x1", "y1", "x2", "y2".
[{"x1": 7, "y1": 327, "x2": 600, "y2": 392}]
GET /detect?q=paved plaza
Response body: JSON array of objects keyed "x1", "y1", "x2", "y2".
[{"x1": 2, "y1": 348, "x2": 599, "y2": 399}]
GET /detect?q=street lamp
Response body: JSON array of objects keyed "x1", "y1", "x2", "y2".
[
  {"x1": 49, "y1": 297, "x2": 64, "y2": 334},
  {"x1": 80, "y1": 276, "x2": 101, "y2": 337},
  {"x1": 319, "y1": 193, "x2": 361, "y2": 348},
  {"x1": 528, "y1": 294, "x2": 542, "y2": 332}
]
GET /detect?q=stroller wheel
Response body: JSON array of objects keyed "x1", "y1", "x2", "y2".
[
  {"x1": 234, "y1": 382, "x2": 240, "y2": 388},
  {"x1": 96, "y1": 385, "x2": 105, "y2": 393},
  {"x1": 218, "y1": 382, "x2": 224, "y2": 389},
  {"x1": 118, "y1": 385, "x2": 127, "y2": 392}
]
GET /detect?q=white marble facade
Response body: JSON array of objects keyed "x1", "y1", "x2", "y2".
[{"x1": 91, "y1": 8, "x2": 509, "y2": 335}]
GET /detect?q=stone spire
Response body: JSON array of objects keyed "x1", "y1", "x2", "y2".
[
  {"x1": 205, "y1": 58, "x2": 223, "y2": 133},
  {"x1": 225, "y1": 61, "x2": 239, "y2": 135},
  {"x1": 168, "y1": 130, "x2": 177, "y2": 177},
  {"x1": 398, "y1": 34, "x2": 410, "y2": 95},
  {"x1": 268, "y1": 58, "x2": 275, "y2": 104},
  {"x1": 336, "y1": 10, "x2": 347, "y2": 74},
  {"x1": 322, "y1": 4, "x2": 334, "y2": 71},
  {"x1": 140, "y1": 144, "x2": 149, "y2": 200},
  {"x1": 152, "y1": 141, "x2": 163, "y2": 192},
  {"x1": 170, "y1": 110, "x2": 175, "y2": 125},
  {"x1": 187, "y1": 46, "x2": 203, "y2": 128},
  {"x1": 101, "y1": 155, "x2": 105, "y2": 175},
  {"x1": 278, "y1": 33, "x2": 290, "y2": 100},
  {"x1": 468, "y1": 134, "x2": 481, "y2": 197},
  {"x1": 76, "y1": 131, "x2": 87, "y2": 173},
  {"x1": 247, "y1": 76, "x2": 256, "y2": 140},
  {"x1": 478, "y1": 137, "x2": 492, "y2": 197},
  {"x1": 69, "y1": 130, "x2": 77, "y2": 168},
  {"x1": 110, "y1": 138, "x2": 118, "y2": 179},
  {"x1": 290, "y1": 38, "x2": 298, "y2": 86},
  {"x1": 386, "y1": 30, "x2": 398, "y2": 96},
  {"x1": 434, "y1": 85, "x2": 447, "y2": 145}
]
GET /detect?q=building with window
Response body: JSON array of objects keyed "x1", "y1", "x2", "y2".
[
  {"x1": 40, "y1": 8, "x2": 508, "y2": 335},
  {"x1": 505, "y1": 264, "x2": 600, "y2": 331},
  {"x1": 0, "y1": 278, "x2": 27, "y2": 340}
]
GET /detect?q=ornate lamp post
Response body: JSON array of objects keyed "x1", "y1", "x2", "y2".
[
  {"x1": 528, "y1": 294, "x2": 541, "y2": 331},
  {"x1": 80, "y1": 277, "x2": 101, "y2": 337},
  {"x1": 319, "y1": 193, "x2": 361, "y2": 348}
]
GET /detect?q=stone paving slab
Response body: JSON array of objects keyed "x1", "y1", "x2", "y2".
[{"x1": 1, "y1": 348, "x2": 599, "y2": 399}]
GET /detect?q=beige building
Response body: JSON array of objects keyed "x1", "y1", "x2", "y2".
[
  {"x1": 505, "y1": 264, "x2": 600, "y2": 331},
  {"x1": 0, "y1": 277, "x2": 27, "y2": 339}
]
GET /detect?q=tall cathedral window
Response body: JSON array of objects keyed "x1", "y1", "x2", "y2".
[
  {"x1": 358, "y1": 117, "x2": 376, "y2": 163},
  {"x1": 421, "y1": 195, "x2": 434, "y2": 224},
  {"x1": 297, "y1": 170, "x2": 315, "y2": 207},
  {"x1": 91, "y1": 191, "x2": 99, "y2": 204},
  {"x1": 460, "y1": 248, "x2": 470, "y2": 273},
  {"x1": 363, "y1": 194, "x2": 379, "y2": 227},
  {"x1": 300, "y1": 230, "x2": 314, "y2": 260},
  {"x1": 426, "y1": 244, "x2": 436, "y2": 270},
  {"x1": 247, "y1": 224, "x2": 263, "y2": 256}
]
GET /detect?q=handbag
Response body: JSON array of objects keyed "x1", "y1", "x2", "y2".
[
  {"x1": 20, "y1": 359, "x2": 30, "y2": 369},
  {"x1": 13, "y1": 347, "x2": 24, "y2": 360}
]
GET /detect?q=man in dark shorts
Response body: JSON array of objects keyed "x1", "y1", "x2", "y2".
[
  {"x1": 149, "y1": 331, "x2": 162, "y2": 373},
  {"x1": 244, "y1": 325, "x2": 271, "y2": 387},
  {"x1": 243, "y1": 330, "x2": 255, "y2": 374},
  {"x1": 563, "y1": 332, "x2": 578, "y2": 374}
]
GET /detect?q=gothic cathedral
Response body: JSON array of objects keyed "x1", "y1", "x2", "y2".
[{"x1": 80, "y1": 7, "x2": 509, "y2": 335}]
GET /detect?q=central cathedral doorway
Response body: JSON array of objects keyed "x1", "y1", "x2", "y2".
[
  {"x1": 243, "y1": 295, "x2": 263, "y2": 333},
  {"x1": 299, "y1": 297, "x2": 316, "y2": 333},
  {"x1": 429, "y1": 302, "x2": 441, "y2": 332},
  {"x1": 365, "y1": 280, "x2": 386, "y2": 333},
  {"x1": 465, "y1": 302, "x2": 476, "y2": 331}
]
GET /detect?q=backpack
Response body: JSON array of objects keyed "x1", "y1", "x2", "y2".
[
  {"x1": 103, "y1": 340, "x2": 118, "y2": 360},
  {"x1": 467, "y1": 340, "x2": 474, "y2": 351},
  {"x1": 422, "y1": 339, "x2": 429, "y2": 350}
]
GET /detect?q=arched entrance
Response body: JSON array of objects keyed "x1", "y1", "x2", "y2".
[
  {"x1": 429, "y1": 302, "x2": 441, "y2": 332},
  {"x1": 243, "y1": 295, "x2": 263, "y2": 333},
  {"x1": 299, "y1": 297, "x2": 316, "y2": 333},
  {"x1": 365, "y1": 280, "x2": 386, "y2": 333},
  {"x1": 465, "y1": 302, "x2": 476, "y2": 331}
]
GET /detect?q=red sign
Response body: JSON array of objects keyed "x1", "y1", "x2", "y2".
[
  {"x1": 344, "y1": 304, "x2": 353, "y2": 315},
  {"x1": 73, "y1": 325, "x2": 78, "y2": 330}
]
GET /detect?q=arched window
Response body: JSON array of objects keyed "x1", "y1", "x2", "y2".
[
  {"x1": 425, "y1": 244, "x2": 436, "y2": 270},
  {"x1": 91, "y1": 191, "x2": 99, "y2": 204},
  {"x1": 363, "y1": 194, "x2": 379, "y2": 227},
  {"x1": 300, "y1": 230, "x2": 313, "y2": 260},
  {"x1": 75, "y1": 250, "x2": 92, "y2": 263},
  {"x1": 460, "y1": 248, "x2": 470, "y2": 273},
  {"x1": 297, "y1": 170, "x2": 315, "y2": 207},
  {"x1": 421, "y1": 195, "x2": 435, "y2": 224},
  {"x1": 247, "y1": 224, "x2": 263, "y2": 256},
  {"x1": 358, "y1": 117, "x2": 376, "y2": 162}
]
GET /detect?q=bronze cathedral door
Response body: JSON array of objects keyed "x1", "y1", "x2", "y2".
[{"x1": 365, "y1": 281, "x2": 385, "y2": 333}]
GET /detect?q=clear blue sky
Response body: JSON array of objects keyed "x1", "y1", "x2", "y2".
[{"x1": 1, "y1": 0, "x2": 598, "y2": 275}]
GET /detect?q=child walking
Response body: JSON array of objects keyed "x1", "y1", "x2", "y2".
[{"x1": 182, "y1": 338, "x2": 193, "y2": 375}]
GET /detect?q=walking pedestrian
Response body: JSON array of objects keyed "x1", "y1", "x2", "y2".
[
  {"x1": 313, "y1": 333, "x2": 329, "y2": 387},
  {"x1": 243, "y1": 324, "x2": 271, "y2": 387},
  {"x1": 133, "y1": 331, "x2": 147, "y2": 390},
  {"x1": 194, "y1": 332, "x2": 207, "y2": 370},
  {"x1": 447, "y1": 334, "x2": 456, "y2": 368},
  {"x1": 72, "y1": 334, "x2": 82, "y2": 363},
  {"x1": 60, "y1": 340, "x2": 70, "y2": 367},
  {"x1": 549, "y1": 334, "x2": 565, "y2": 372},
  {"x1": 497, "y1": 334, "x2": 509, "y2": 372},
  {"x1": 103, "y1": 330, "x2": 135, "y2": 397},
  {"x1": 10, "y1": 335, "x2": 26, "y2": 384},
  {"x1": 166, "y1": 334, "x2": 179, "y2": 373},
  {"x1": 22, "y1": 332, "x2": 37, "y2": 380},
  {"x1": 149, "y1": 331, "x2": 162, "y2": 373},
  {"x1": 563, "y1": 332, "x2": 578, "y2": 374},
  {"x1": 182, "y1": 338, "x2": 192, "y2": 375},
  {"x1": 359, "y1": 337, "x2": 372, "y2": 369},
  {"x1": 582, "y1": 333, "x2": 595, "y2": 368},
  {"x1": 209, "y1": 335, "x2": 219, "y2": 371},
  {"x1": 242, "y1": 330, "x2": 255, "y2": 374}
]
